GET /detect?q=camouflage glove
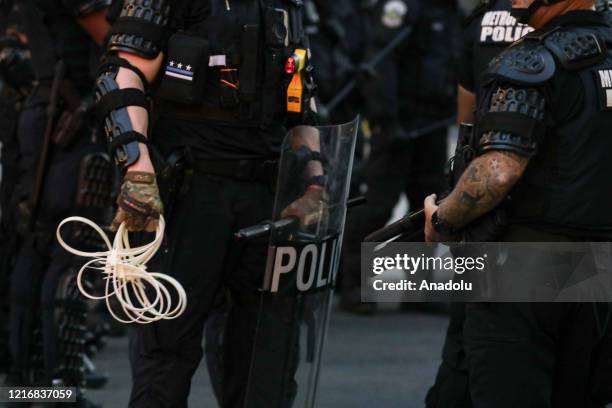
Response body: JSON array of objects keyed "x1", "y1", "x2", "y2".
[
  {"x1": 111, "y1": 172, "x2": 163, "y2": 232},
  {"x1": 281, "y1": 186, "x2": 329, "y2": 227}
]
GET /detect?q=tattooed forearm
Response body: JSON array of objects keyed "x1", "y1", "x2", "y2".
[{"x1": 438, "y1": 150, "x2": 529, "y2": 228}]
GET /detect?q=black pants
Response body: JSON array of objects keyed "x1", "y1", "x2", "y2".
[
  {"x1": 9, "y1": 97, "x2": 93, "y2": 383},
  {"x1": 128, "y1": 170, "x2": 276, "y2": 408},
  {"x1": 425, "y1": 226, "x2": 606, "y2": 408},
  {"x1": 0, "y1": 113, "x2": 21, "y2": 371},
  {"x1": 341, "y1": 127, "x2": 448, "y2": 290}
]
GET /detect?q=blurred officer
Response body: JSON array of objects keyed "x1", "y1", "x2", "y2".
[
  {"x1": 424, "y1": 0, "x2": 612, "y2": 406},
  {"x1": 305, "y1": 0, "x2": 369, "y2": 122},
  {"x1": 340, "y1": 0, "x2": 461, "y2": 313},
  {"x1": 5, "y1": 0, "x2": 110, "y2": 403},
  {"x1": 0, "y1": 18, "x2": 32, "y2": 374},
  {"x1": 425, "y1": 2, "x2": 533, "y2": 405},
  {"x1": 96, "y1": 1, "x2": 317, "y2": 406}
]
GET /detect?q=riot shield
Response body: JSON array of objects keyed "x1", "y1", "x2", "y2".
[{"x1": 243, "y1": 117, "x2": 359, "y2": 408}]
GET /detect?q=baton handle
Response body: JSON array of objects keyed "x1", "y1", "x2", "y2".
[
  {"x1": 235, "y1": 218, "x2": 298, "y2": 241},
  {"x1": 235, "y1": 196, "x2": 366, "y2": 241},
  {"x1": 364, "y1": 209, "x2": 425, "y2": 243}
]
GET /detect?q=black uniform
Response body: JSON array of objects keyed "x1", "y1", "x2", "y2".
[
  {"x1": 0, "y1": 26, "x2": 31, "y2": 374},
  {"x1": 341, "y1": 0, "x2": 460, "y2": 299},
  {"x1": 7, "y1": 0, "x2": 109, "y2": 389},
  {"x1": 429, "y1": 10, "x2": 612, "y2": 408},
  {"x1": 458, "y1": 0, "x2": 533, "y2": 98},
  {"x1": 426, "y1": 2, "x2": 532, "y2": 405},
  {"x1": 99, "y1": 1, "x2": 315, "y2": 407}
]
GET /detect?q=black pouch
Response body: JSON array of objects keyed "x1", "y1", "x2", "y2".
[{"x1": 159, "y1": 33, "x2": 210, "y2": 104}]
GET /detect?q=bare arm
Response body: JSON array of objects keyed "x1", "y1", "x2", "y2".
[
  {"x1": 437, "y1": 150, "x2": 529, "y2": 228},
  {"x1": 114, "y1": 52, "x2": 164, "y2": 173}
]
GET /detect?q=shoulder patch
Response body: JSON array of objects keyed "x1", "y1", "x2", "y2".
[
  {"x1": 544, "y1": 30, "x2": 606, "y2": 70},
  {"x1": 485, "y1": 41, "x2": 556, "y2": 85}
]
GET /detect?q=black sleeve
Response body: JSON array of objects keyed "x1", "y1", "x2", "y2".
[{"x1": 458, "y1": 17, "x2": 478, "y2": 93}]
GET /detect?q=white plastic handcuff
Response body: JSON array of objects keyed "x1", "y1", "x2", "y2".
[{"x1": 56, "y1": 216, "x2": 187, "y2": 324}]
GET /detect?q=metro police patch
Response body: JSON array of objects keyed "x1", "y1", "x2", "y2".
[
  {"x1": 595, "y1": 68, "x2": 612, "y2": 110},
  {"x1": 480, "y1": 10, "x2": 533, "y2": 44},
  {"x1": 164, "y1": 60, "x2": 194, "y2": 82},
  {"x1": 382, "y1": 0, "x2": 408, "y2": 28}
]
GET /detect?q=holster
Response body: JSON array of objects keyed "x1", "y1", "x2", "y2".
[
  {"x1": 52, "y1": 96, "x2": 96, "y2": 149},
  {"x1": 155, "y1": 148, "x2": 192, "y2": 221},
  {"x1": 187, "y1": 157, "x2": 279, "y2": 193},
  {"x1": 31, "y1": 80, "x2": 91, "y2": 150}
]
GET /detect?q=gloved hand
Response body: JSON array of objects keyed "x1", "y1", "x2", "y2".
[
  {"x1": 281, "y1": 186, "x2": 328, "y2": 227},
  {"x1": 111, "y1": 171, "x2": 163, "y2": 232}
]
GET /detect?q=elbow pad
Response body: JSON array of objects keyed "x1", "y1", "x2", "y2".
[
  {"x1": 95, "y1": 71, "x2": 150, "y2": 168},
  {"x1": 478, "y1": 86, "x2": 546, "y2": 158},
  {"x1": 108, "y1": 0, "x2": 171, "y2": 59}
]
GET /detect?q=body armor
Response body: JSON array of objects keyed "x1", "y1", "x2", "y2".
[{"x1": 478, "y1": 10, "x2": 612, "y2": 238}]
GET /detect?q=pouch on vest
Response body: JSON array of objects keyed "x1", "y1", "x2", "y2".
[{"x1": 159, "y1": 33, "x2": 209, "y2": 104}]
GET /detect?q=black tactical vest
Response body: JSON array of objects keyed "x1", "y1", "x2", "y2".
[
  {"x1": 493, "y1": 12, "x2": 612, "y2": 238},
  {"x1": 159, "y1": 0, "x2": 310, "y2": 127}
]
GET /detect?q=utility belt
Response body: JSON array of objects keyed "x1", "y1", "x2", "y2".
[
  {"x1": 190, "y1": 159, "x2": 279, "y2": 187},
  {"x1": 156, "y1": 148, "x2": 278, "y2": 220}
]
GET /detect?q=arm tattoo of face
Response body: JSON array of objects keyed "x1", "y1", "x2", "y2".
[{"x1": 438, "y1": 150, "x2": 529, "y2": 228}]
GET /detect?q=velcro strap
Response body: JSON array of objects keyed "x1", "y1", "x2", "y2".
[
  {"x1": 109, "y1": 131, "x2": 148, "y2": 154},
  {"x1": 110, "y1": 16, "x2": 167, "y2": 45},
  {"x1": 97, "y1": 88, "x2": 149, "y2": 120},
  {"x1": 118, "y1": 192, "x2": 159, "y2": 219},
  {"x1": 479, "y1": 112, "x2": 544, "y2": 138},
  {"x1": 99, "y1": 55, "x2": 149, "y2": 87}
]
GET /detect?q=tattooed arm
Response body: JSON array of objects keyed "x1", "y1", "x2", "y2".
[
  {"x1": 424, "y1": 149, "x2": 530, "y2": 242},
  {"x1": 438, "y1": 150, "x2": 529, "y2": 228}
]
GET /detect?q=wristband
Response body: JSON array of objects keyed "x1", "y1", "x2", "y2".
[{"x1": 431, "y1": 211, "x2": 460, "y2": 236}]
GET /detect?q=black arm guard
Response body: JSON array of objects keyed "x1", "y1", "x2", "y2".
[
  {"x1": 480, "y1": 40, "x2": 551, "y2": 157},
  {"x1": 61, "y1": 0, "x2": 110, "y2": 17},
  {"x1": 108, "y1": 0, "x2": 171, "y2": 59},
  {"x1": 95, "y1": 73, "x2": 148, "y2": 168},
  {"x1": 479, "y1": 86, "x2": 546, "y2": 157}
]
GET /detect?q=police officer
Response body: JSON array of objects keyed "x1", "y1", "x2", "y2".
[
  {"x1": 457, "y1": 0, "x2": 533, "y2": 123},
  {"x1": 425, "y1": 2, "x2": 533, "y2": 405},
  {"x1": 5, "y1": 0, "x2": 110, "y2": 403},
  {"x1": 340, "y1": 0, "x2": 461, "y2": 313},
  {"x1": 0, "y1": 19, "x2": 32, "y2": 375},
  {"x1": 424, "y1": 0, "x2": 612, "y2": 406},
  {"x1": 96, "y1": 1, "x2": 318, "y2": 406}
]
